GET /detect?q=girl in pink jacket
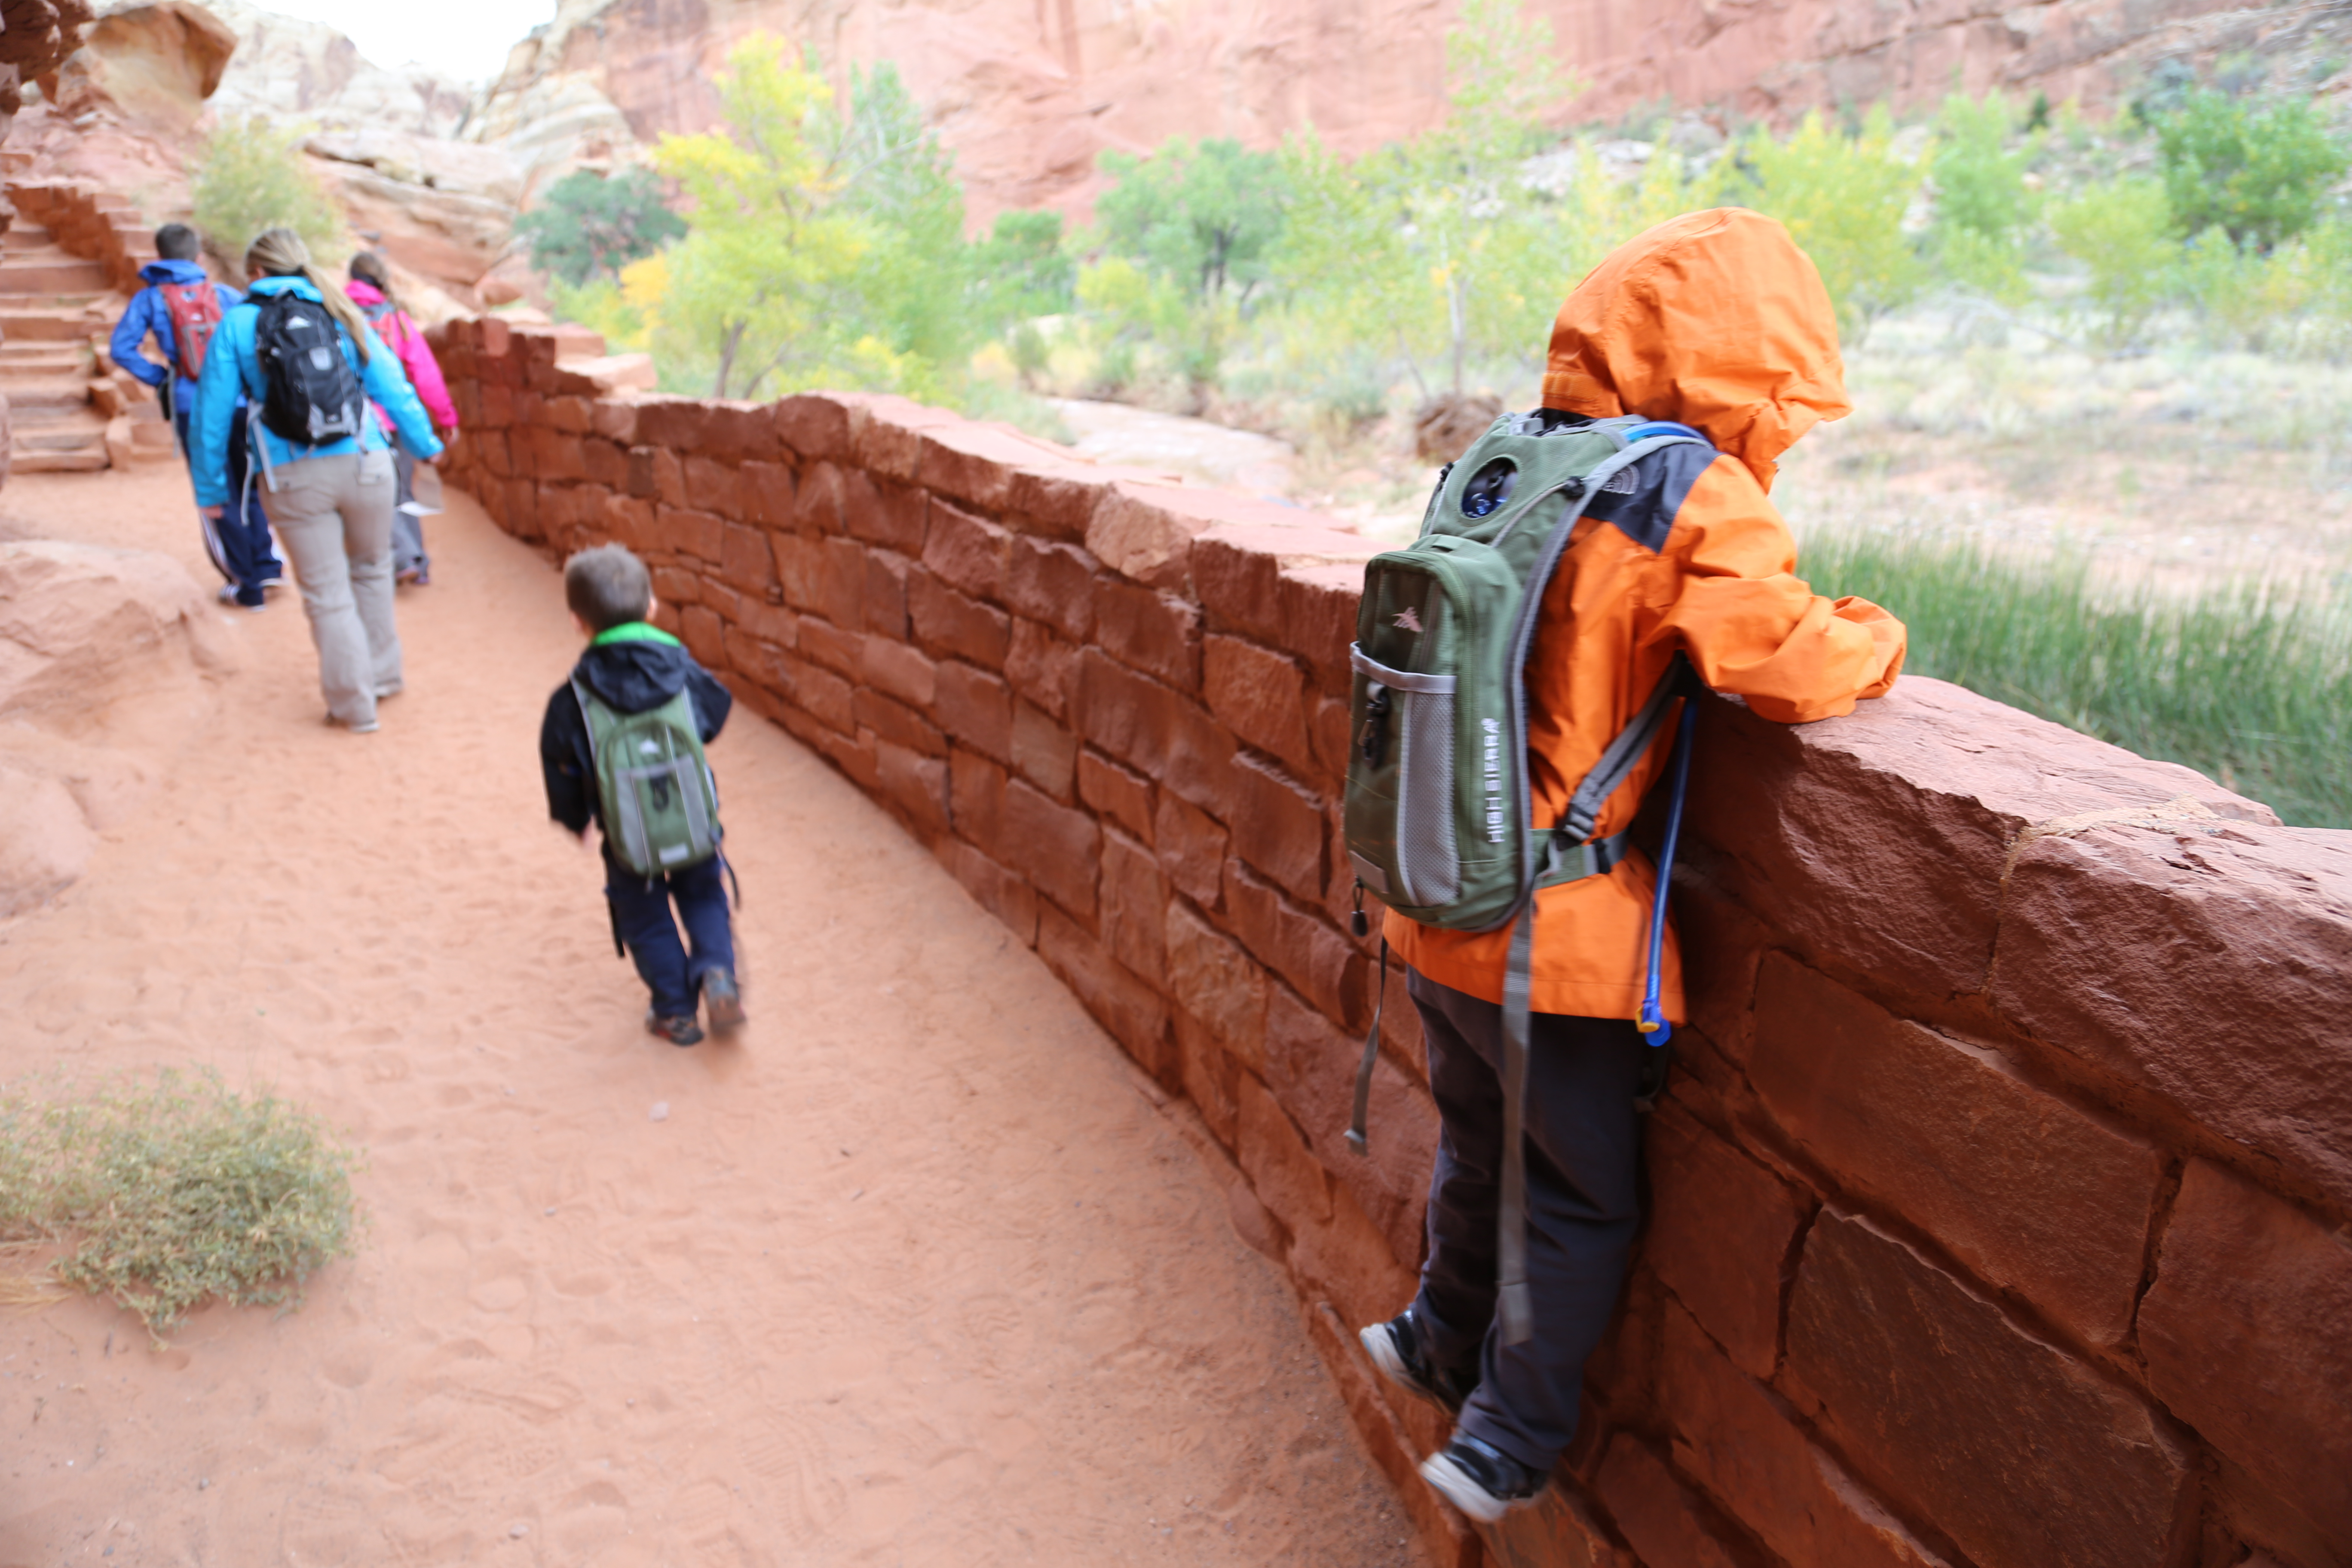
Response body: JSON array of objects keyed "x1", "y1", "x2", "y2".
[{"x1": 346, "y1": 252, "x2": 458, "y2": 584}]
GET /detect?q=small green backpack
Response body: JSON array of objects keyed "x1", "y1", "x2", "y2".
[
  {"x1": 574, "y1": 680, "x2": 723, "y2": 880},
  {"x1": 1341, "y1": 410, "x2": 1715, "y2": 1344}
]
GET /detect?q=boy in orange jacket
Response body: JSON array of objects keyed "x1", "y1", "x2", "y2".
[{"x1": 1357, "y1": 209, "x2": 1906, "y2": 1521}]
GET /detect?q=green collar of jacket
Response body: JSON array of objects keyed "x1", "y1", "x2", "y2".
[{"x1": 590, "y1": 622, "x2": 681, "y2": 648}]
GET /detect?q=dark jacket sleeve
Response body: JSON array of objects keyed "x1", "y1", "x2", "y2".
[
  {"x1": 686, "y1": 664, "x2": 733, "y2": 743},
  {"x1": 541, "y1": 683, "x2": 595, "y2": 835}
]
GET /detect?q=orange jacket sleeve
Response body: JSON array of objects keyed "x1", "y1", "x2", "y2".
[{"x1": 1649, "y1": 460, "x2": 1906, "y2": 723}]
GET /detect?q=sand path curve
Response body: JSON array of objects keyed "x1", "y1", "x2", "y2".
[{"x1": 0, "y1": 465, "x2": 1416, "y2": 1566}]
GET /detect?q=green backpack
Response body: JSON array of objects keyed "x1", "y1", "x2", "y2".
[
  {"x1": 1341, "y1": 410, "x2": 1714, "y2": 1344},
  {"x1": 574, "y1": 677, "x2": 723, "y2": 881}
]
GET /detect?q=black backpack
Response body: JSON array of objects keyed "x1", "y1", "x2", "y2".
[{"x1": 252, "y1": 290, "x2": 366, "y2": 445}]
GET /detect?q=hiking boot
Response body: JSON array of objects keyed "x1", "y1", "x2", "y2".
[
  {"x1": 645, "y1": 1010, "x2": 704, "y2": 1047},
  {"x1": 701, "y1": 968, "x2": 746, "y2": 1032},
  {"x1": 1419, "y1": 1435, "x2": 1546, "y2": 1523},
  {"x1": 1360, "y1": 1308, "x2": 1474, "y2": 1415}
]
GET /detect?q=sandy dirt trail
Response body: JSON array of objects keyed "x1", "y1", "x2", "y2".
[{"x1": 0, "y1": 466, "x2": 1417, "y2": 1566}]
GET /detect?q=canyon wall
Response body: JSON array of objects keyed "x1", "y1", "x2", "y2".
[
  {"x1": 432, "y1": 317, "x2": 2352, "y2": 1568},
  {"x1": 467, "y1": 0, "x2": 2323, "y2": 220}
]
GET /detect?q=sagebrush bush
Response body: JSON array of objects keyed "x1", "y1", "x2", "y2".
[
  {"x1": 0, "y1": 1069, "x2": 359, "y2": 1338},
  {"x1": 189, "y1": 116, "x2": 345, "y2": 279}
]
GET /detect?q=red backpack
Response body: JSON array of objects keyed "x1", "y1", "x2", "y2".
[{"x1": 158, "y1": 280, "x2": 224, "y2": 381}]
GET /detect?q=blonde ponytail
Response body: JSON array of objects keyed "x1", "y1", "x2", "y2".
[{"x1": 245, "y1": 228, "x2": 371, "y2": 366}]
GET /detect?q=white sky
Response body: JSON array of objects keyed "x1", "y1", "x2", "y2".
[{"x1": 255, "y1": 0, "x2": 561, "y2": 85}]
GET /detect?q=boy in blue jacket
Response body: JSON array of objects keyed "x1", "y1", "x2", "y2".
[{"x1": 109, "y1": 223, "x2": 282, "y2": 609}]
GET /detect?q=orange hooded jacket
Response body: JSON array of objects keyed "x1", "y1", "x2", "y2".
[{"x1": 1384, "y1": 207, "x2": 1907, "y2": 1020}]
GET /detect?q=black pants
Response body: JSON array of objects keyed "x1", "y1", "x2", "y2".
[
  {"x1": 1407, "y1": 969, "x2": 1647, "y2": 1473},
  {"x1": 604, "y1": 850, "x2": 736, "y2": 1019}
]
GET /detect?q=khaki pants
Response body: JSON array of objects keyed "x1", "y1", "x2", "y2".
[{"x1": 270, "y1": 449, "x2": 403, "y2": 726}]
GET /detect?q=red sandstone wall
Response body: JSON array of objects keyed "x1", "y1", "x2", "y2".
[{"x1": 433, "y1": 317, "x2": 2352, "y2": 1568}]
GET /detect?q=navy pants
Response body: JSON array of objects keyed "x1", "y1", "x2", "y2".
[
  {"x1": 1406, "y1": 969, "x2": 1648, "y2": 1474},
  {"x1": 179, "y1": 403, "x2": 281, "y2": 606},
  {"x1": 604, "y1": 850, "x2": 736, "y2": 1019}
]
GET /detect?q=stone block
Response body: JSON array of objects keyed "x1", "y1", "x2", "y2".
[
  {"x1": 1991, "y1": 819, "x2": 2352, "y2": 1209},
  {"x1": 1787, "y1": 1210, "x2": 2192, "y2": 1568},
  {"x1": 679, "y1": 604, "x2": 726, "y2": 671},
  {"x1": 1685, "y1": 677, "x2": 2273, "y2": 1009},
  {"x1": 873, "y1": 738, "x2": 948, "y2": 839},
  {"x1": 1037, "y1": 903, "x2": 1172, "y2": 1079},
  {"x1": 1166, "y1": 900, "x2": 1268, "y2": 1069},
  {"x1": 949, "y1": 748, "x2": 1007, "y2": 847},
  {"x1": 845, "y1": 473, "x2": 928, "y2": 554},
  {"x1": 773, "y1": 393, "x2": 852, "y2": 462},
  {"x1": 1299, "y1": 1302, "x2": 1485, "y2": 1568},
  {"x1": 1094, "y1": 578, "x2": 1203, "y2": 691},
  {"x1": 1078, "y1": 748, "x2": 1154, "y2": 846},
  {"x1": 1010, "y1": 700, "x2": 1078, "y2": 799},
  {"x1": 737, "y1": 598, "x2": 799, "y2": 650},
  {"x1": 1642, "y1": 1103, "x2": 1810, "y2": 1379},
  {"x1": 1481, "y1": 1483, "x2": 1637, "y2": 1568},
  {"x1": 780, "y1": 651, "x2": 853, "y2": 735},
  {"x1": 1226, "y1": 751, "x2": 1327, "y2": 902},
  {"x1": 935, "y1": 661, "x2": 1013, "y2": 763},
  {"x1": 863, "y1": 550, "x2": 910, "y2": 640},
  {"x1": 907, "y1": 568, "x2": 1011, "y2": 669},
  {"x1": 2138, "y1": 1160, "x2": 2352, "y2": 1547},
  {"x1": 1176, "y1": 1013, "x2": 1240, "y2": 1148},
  {"x1": 684, "y1": 455, "x2": 741, "y2": 517},
  {"x1": 738, "y1": 459, "x2": 795, "y2": 528},
  {"x1": 937, "y1": 839, "x2": 1039, "y2": 947},
  {"x1": 1072, "y1": 650, "x2": 1236, "y2": 815},
  {"x1": 1005, "y1": 776, "x2": 1100, "y2": 921},
  {"x1": 1004, "y1": 536, "x2": 1098, "y2": 642},
  {"x1": 1264, "y1": 980, "x2": 1436, "y2": 1268},
  {"x1": 1006, "y1": 619, "x2": 1079, "y2": 720},
  {"x1": 1099, "y1": 828, "x2": 1168, "y2": 986},
  {"x1": 655, "y1": 506, "x2": 726, "y2": 567},
  {"x1": 584, "y1": 436, "x2": 630, "y2": 490},
  {"x1": 1206, "y1": 634, "x2": 1315, "y2": 777},
  {"x1": 775, "y1": 535, "x2": 864, "y2": 628},
  {"x1": 844, "y1": 392, "x2": 962, "y2": 481},
  {"x1": 1155, "y1": 793, "x2": 1229, "y2": 908},
  {"x1": 589, "y1": 397, "x2": 637, "y2": 444},
  {"x1": 859, "y1": 634, "x2": 936, "y2": 709},
  {"x1": 651, "y1": 565, "x2": 701, "y2": 609},
  {"x1": 1289, "y1": 1174, "x2": 1419, "y2": 1333},
  {"x1": 796, "y1": 616, "x2": 863, "y2": 681},
  {"x1": 1224, "y1": 859, "x2": 1362, "y2": 1030},
  {"x1": 1235, "y1": 1069, "x2": 1331, "y2": 1237},
  {"x1": 721, "y1": 523, "x2": 777, "y2": 598},
  {"x1": 628, "y1": 444, "x2": 683, "y2": 505},
  {"x1": 918, "y1": 419, "x2": 1086, "y2": 513},
  {"x1": 1275, "y1": 562, "x2": 1375, "y2": 695},
  {"x1": 1752, "y1": 954, "x2": 2162, "y2": 1347},
  {"x1": 852, "y1": 689, "x2": 945, "y2": 758},
  {"x1": 794, "y1": 460, "x2": 848, "y2": 534},
  {"x1": 1187, "y1": 520, "x2": 1373, "y2": 637},
  {"x1": 1595, "y1": 1434, "x2": 1749, "y2": 1568},
  {"x1": 923, "y1": 497, "x2": 1011, "y2": 602},
  {"x1": 1670, "y1": 872, "x2": 1770, "y2": 1067},
  {"x1": 1657, "y1": 1300, "x2": 1950, "y2": 1568}
]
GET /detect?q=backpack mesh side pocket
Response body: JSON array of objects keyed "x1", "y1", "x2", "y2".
[{"x1": 1349, "y1": 645, "x2": 1461, "y2": 906}]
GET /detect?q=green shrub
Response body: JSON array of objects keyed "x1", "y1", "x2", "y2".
[
  {"x1": 189, "y1": 116, "x2": 344, "y2": 279},
  {"x1": 1932, "y1": 91, "x2": 2039, "y2": 303},
  {"x1": 2153, "y1": 89, "x2": 2349, "y2": 252},
  {"x1": 1732, "y1": 105, "x2": 1930, "y2": 340},
  {"x1": 1801, "y1": 533, "x2": 2352, "y2": 828},
  {"x1": 514, "y1": 167, "x2": 686, "y2": 288},
  {"x1": 0, "y1": 1069, "x2": 359, "y2": 1339},
  {"x1": 2048, "y1": 176, "x2": 2178, "y2": 349}
]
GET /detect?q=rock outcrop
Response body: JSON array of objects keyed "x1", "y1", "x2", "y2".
[
  {"x1": 0, "y1": 539, "x2": 230, "y2": 916},
  {"x1": 469, "y1": 0, "x2": 2311, "y2": 222},
  {"x1": 191, "y1": 0, "x2": 470, "y2": 137},
  {"x1": 47, "y1": 0, "x2": 232, "y2": 130}
]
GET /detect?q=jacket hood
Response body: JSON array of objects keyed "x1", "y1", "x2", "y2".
[
  {"x1": 345, "y1": 279, "x2": 387, "y2": 307},
  {"x1": 139, "y1": 259, "x2": 211, "y2": 285},
  {"x1": 1540, "y1": 208, "x2": 1849, "y2": 489},
  {"x1": 573, "y1": 636, "x2": 693, "y2": 716},
  {"x1": 248, "y1": 275, "x2": 322, "y2": 302}
]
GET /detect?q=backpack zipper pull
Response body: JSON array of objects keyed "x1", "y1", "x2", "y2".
[{"x1": 1350, "y1": 882, "x2": 1369, "y2": 938}]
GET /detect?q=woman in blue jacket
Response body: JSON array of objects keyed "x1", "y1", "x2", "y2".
[{"x1": 193, "y1": 228, "x2": 444, "y2": 735}]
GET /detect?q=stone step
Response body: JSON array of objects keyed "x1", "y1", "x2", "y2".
[
  {"x1": 0, "y1": 260, "x2": 112, "y2": 291},
  {"x1": 0, "y1": 309, "x2": 104, "y2": 340},
  {"x1": 18, "y1": 421, "x2": 106, "y2": 452},
  {"x1": 12, "y1": 448, "x2": 110, "y2": 472},
  {"x1": 0, "y1": 379, "x2": 96, "y2": 410},
  {"x1": 0, "y1": 350, "x2": 91, "y2": 375}
]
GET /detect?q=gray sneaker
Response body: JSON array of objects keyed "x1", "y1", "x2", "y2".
[{"x1": 700, "y1": 968, "x2": 745, "y2": 1032}]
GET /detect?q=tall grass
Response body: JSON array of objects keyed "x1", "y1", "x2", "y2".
[{"x1": 1800, "y1": 533, "x2": 2352, "y2": 829}]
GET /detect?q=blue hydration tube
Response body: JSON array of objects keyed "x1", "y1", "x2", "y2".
[{"x1": 1638, "y1": 695, "x2": 1700, "y2": 1044}]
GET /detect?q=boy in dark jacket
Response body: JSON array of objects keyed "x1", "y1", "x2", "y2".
[
  {"x1": 540, "y1": 544, "x2": 746, "y2": 1045},
  {"x1": 109, "y1": 222, "x2": 282, "y2": 609}
]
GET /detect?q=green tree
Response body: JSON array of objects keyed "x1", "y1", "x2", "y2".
[
  {"x1": 1732, "y1": 105, "x2": 1931, "y2": 340},
  {"x1": 823, "y1": 62, "x2": 974, "y2": 368},
  {"x1": 1097, "y1": 138, "x2": 1289, "y2": 303},
  {"x1": 514, "y1": 168, "x2": 686, "y2": 287},
  {"x1": 972, "y1": 208, "x2": 1075, "y2": 325},
  {"x1": 1932, "y1": 91, "x2": 2040, "y2": 303},
  {"x1": 2048, "y1": 175, "x2": 2178, "y2": 349},
  {"x1": 2153, "y1": 89, "x2": 2349, "y2": 252},
  {"x1": 189, "y1": 116, "x2": 343, "y2": 280}
]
